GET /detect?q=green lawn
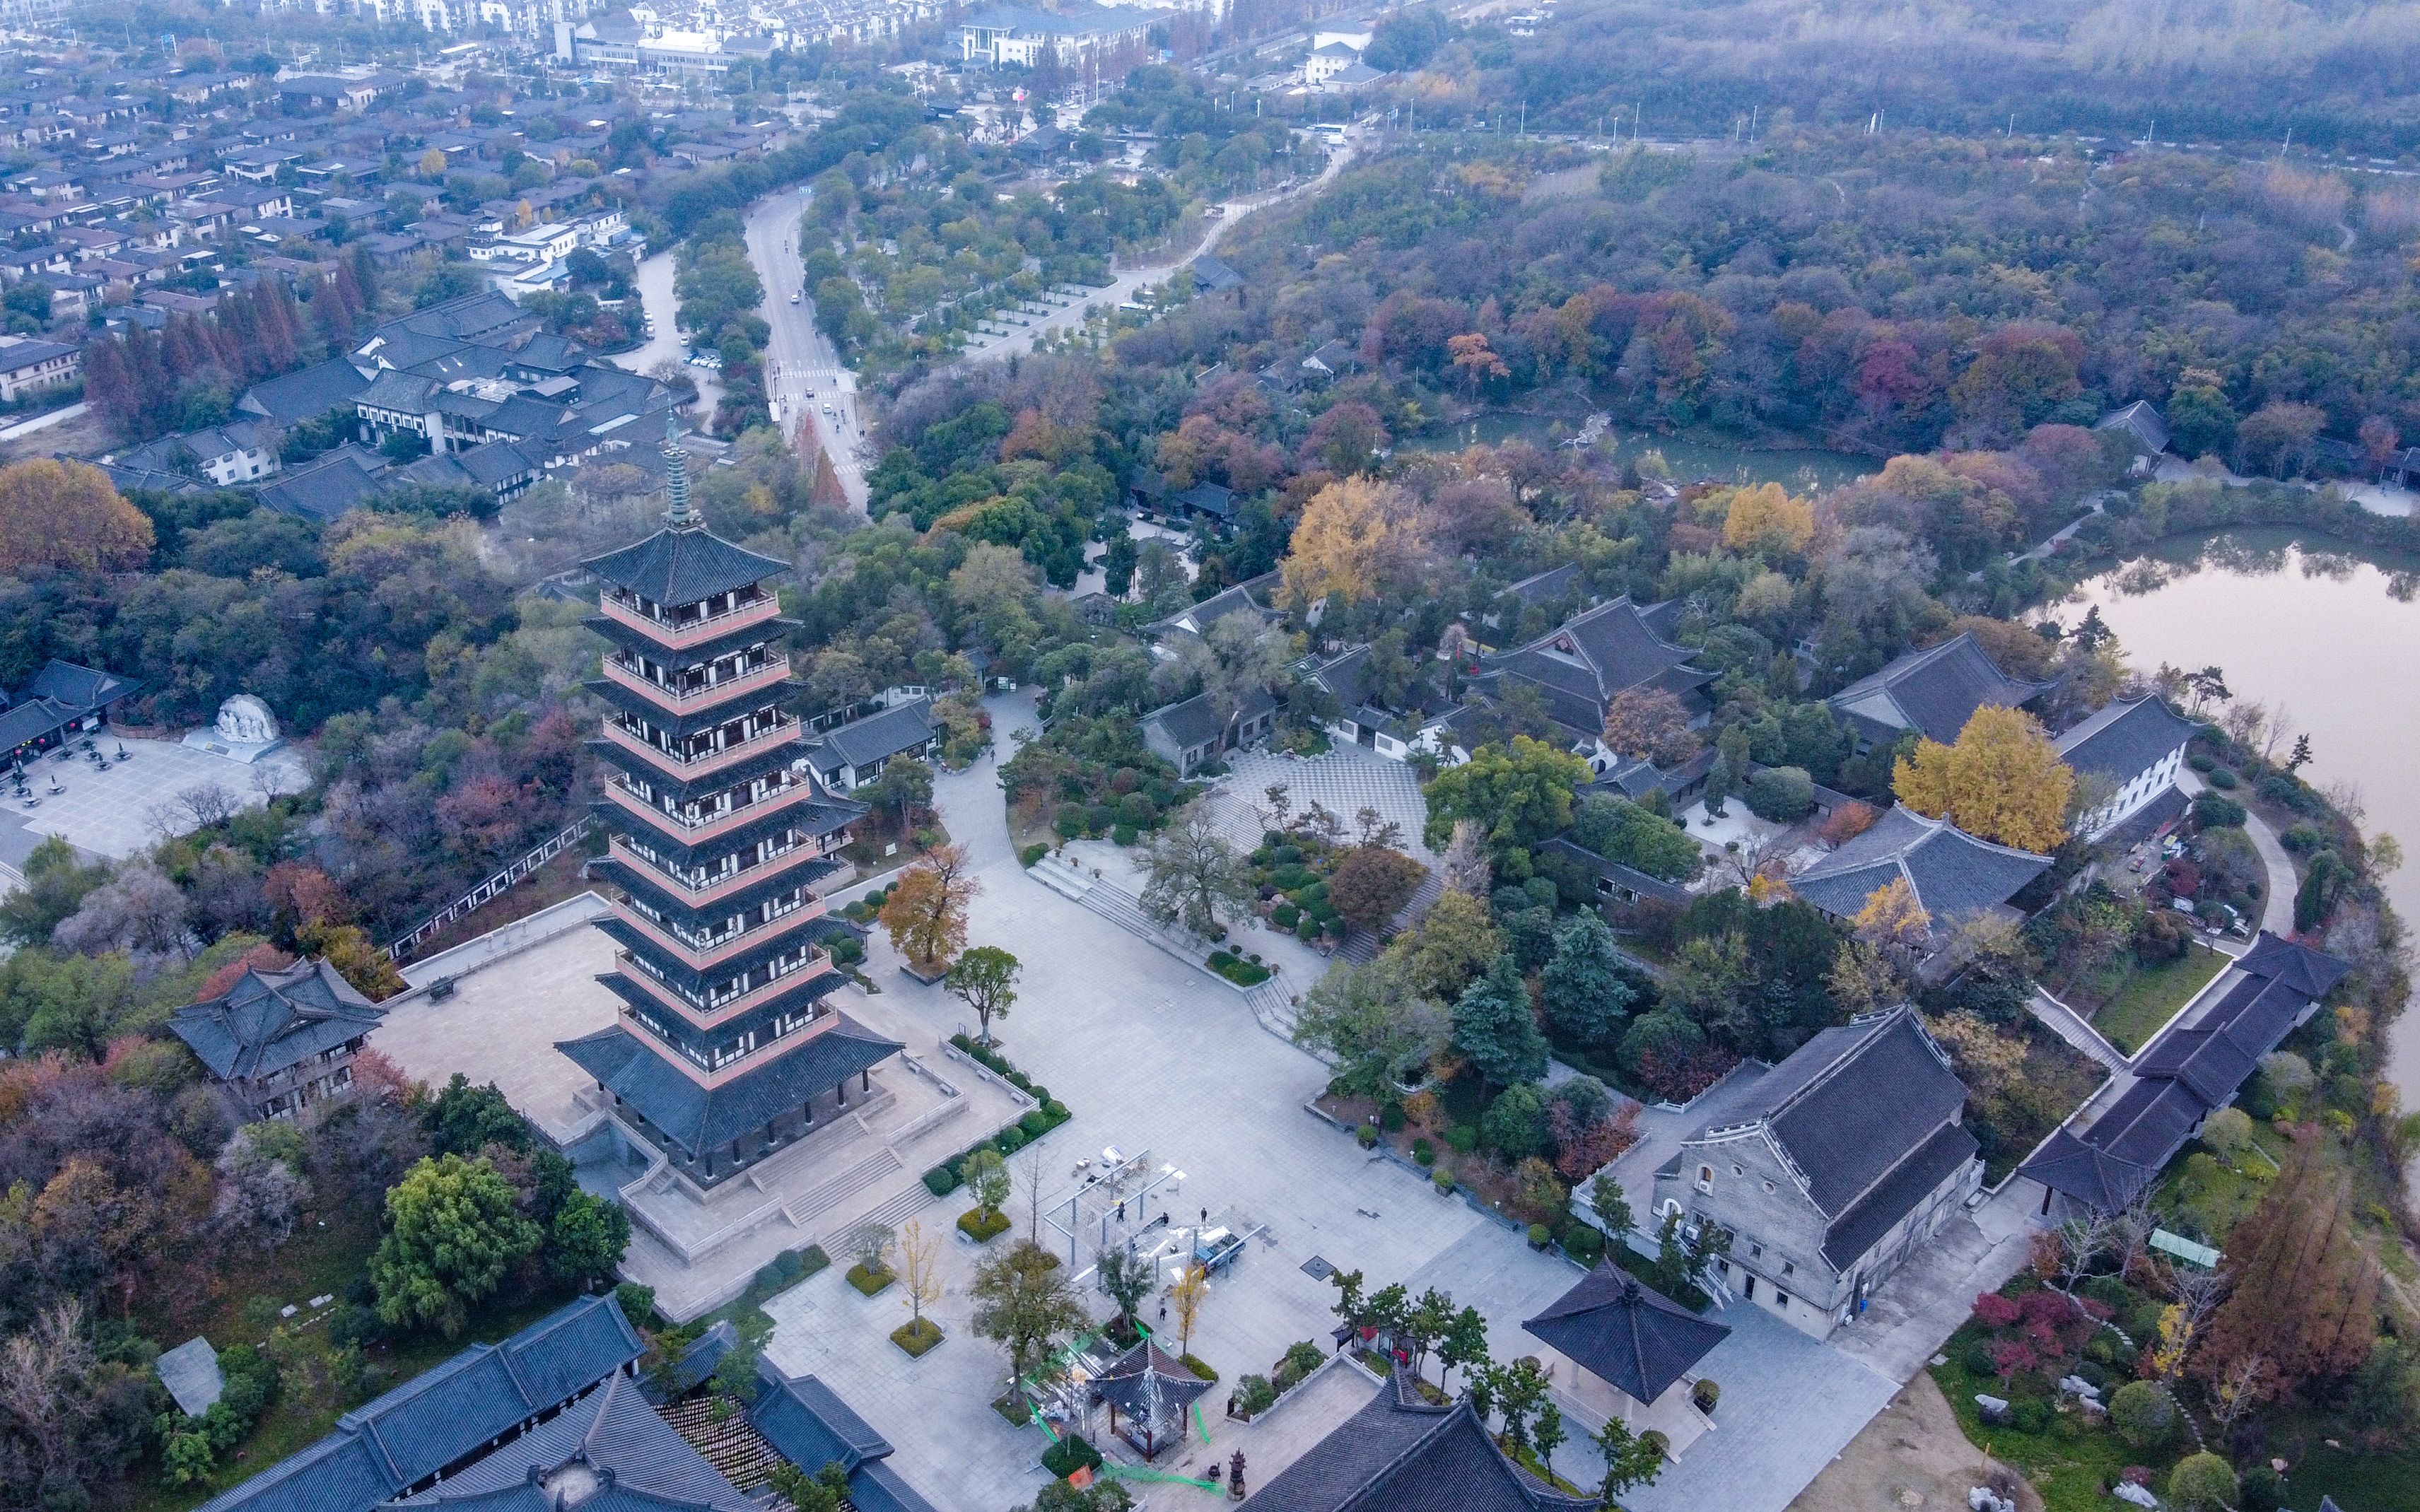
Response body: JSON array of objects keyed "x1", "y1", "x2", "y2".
[
  {"x1": 2093, "y1": 944, "x2": 2229, "y2": 1056},
  {"x1": 1928, "y1": 1325, "x2": 2182, "y2": 1512}
]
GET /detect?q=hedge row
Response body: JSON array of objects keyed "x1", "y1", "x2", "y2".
[{"x1": 923, "y1": 1036, "x2": 1074, "y2": 1194}]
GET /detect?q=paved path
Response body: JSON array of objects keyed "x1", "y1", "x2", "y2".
[
  {"x1": 2178, "y1": 768, "x2": 2296, "y2": 934},
  {"x1": 742, "y1": 190, "x2": 867, "y2": 509},
  {"x1": 946, "y1": 132, "x2": 1360, "y2": 369}
]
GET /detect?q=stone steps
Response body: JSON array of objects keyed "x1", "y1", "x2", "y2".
[
  {"x1": 855, "y1": 1181, "x2": 938, "y2": 1235},
  {"x1": 781, "y1": 1148, "x2": 902, "y2": 1229}
]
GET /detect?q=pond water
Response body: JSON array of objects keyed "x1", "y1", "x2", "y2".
[
  {"x1": 1399, "y1": 411, "x2": 1878, "y2": 491},
  {"x1": 2043, "y1": 528, "x2": 2420, "y2": 1187}
]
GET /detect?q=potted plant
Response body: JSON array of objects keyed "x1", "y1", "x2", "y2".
[
  {"x1": 1527, "y1": 1223, "x2": 1552, "y2": 1250},
  {"x1": 1693, "y1": 1378, "x2": 1720, "y2": 1414},
  {"x1": 1432, "y1": 1168, "x2": 1455, "y2": 1195}
]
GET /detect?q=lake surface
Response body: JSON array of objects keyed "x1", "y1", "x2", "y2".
[
  {"x1": 2045, "y1": 528, "x2": 2420, "y2": 1179},
  {"x1": 1401, "y1": 411, "x2": 1877, "y2": 491}
]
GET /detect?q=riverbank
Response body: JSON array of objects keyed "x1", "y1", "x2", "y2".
[{"x1": 2045, "y1": 525, "x2": 2420, "y2": 1207}]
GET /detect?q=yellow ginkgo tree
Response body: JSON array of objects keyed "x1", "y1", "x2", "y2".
[{"x1": 1893, "y1": 705, "x2": 2074, "y2": 853}]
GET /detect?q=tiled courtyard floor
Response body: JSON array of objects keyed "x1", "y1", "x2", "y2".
[{"x1": 4, "y1": 734, "x2": 308, "y2": 860}]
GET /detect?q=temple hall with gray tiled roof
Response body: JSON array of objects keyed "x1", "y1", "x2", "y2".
[
  {"x1": 1826, "y1": 631, "x2": 2048, "y2": 747},
  {"x1": 1650, "y1": 1007, "x2": 1981, "y2": 1337},
  {"x1": 1245, "y1": 1369, "x2": 1597, "y2": 1512},
  {"x1": 1791, "y1": 804, "x2": 2051, "y2": 929},
  {"x1": 169, "y1": 959, "x2": 386, "y2": 1120}
]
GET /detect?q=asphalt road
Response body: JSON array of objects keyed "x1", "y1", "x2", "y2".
[{"x1": 742, "y1": 189, "x2": 869, "y2": 510}]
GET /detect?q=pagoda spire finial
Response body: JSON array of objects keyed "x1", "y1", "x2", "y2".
[{"x1": 662, "y1": 411, "x2": 694, "y2": 528}]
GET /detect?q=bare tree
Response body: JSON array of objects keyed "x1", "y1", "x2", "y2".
[
  {"x1": 1139, "y1": 807, "x2": 1258, "y2": 937},
  {"x1": 897, "y1": 1219, "x2": 942, "y2": 1335},
  {"x1": 177, "y1": 782, "x2": 241, "y2": 831},
  {"x1": 1440, "y1": 819, "x2": 1492, "y2": 896},
  {"x1": 53, "y1": 862, "x2": 191, "y2": 959},
  {"x1": 2053, "y1": 1211, "x2": 2120, "y2": 1302},
  {"x1": 2209, "y1": 1351, "x2": 2273, "y2": 1437}
]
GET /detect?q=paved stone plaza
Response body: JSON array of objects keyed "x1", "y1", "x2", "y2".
[
  {"x1": 750, "y1": 698, "x2": 1910, "y2": 1512},
  {"x1": 1202, "y1": 744, "x2": 1441, "y2": 865},
  {"x1": 3, "y1": 734, "x2": 308, "y2": 862}
]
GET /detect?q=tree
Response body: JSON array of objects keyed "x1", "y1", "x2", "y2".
[
  {"x1": 879, "y1": 844, "x2": 978, "y2": 973},
  {"x1": 1587, "y1": 1173, "x2": 1632, "y2": 1237},
  {"x1": 543, "y1": 1190, "x2": 631, "y2": 1285},
  {"x1": 863, "y1": 758, "x2": 933, "y2": 829},
  {"x1": 1439, "y1": 1304, "x2": 1490, "y2": 1393},
  {"x1": 2235, "y1": 400, "x2": 2327, "y2": 477},
  {"x1": 1596, "y1": 1413, "x2": 1668, "y2": 1496},
  {"x1": 1293, "y1": 954, "x2": 1449, "y2": 1096},
  {"x1": 1893, "y1": 705, "x2": 2074, "y2": 852},
  {"x1": 963, "y1": 1147, "x2": 1012, "y2": 1219},
  {"x1": 370, "y1": 1154, "x2": 543, "y2": 1337},
  {"x1": 1600, "y1": 688, "x2": 1702, "y2": 767},
  {"x1": 1566, "y1": 793, "x2": 1700, "y2": 881},
  {"x1": 1533, "y1": 1400, "x2": 1565, "y2": 1480},
  {"x1": 1096, "y1": 1245, "x2": 1155, "y2": 1331},
  {"x1": 1853, "y1": 876, "x2": 1934, "y2": 962},
  {"x1": 770, "y1": 1460, "x2": 852, "y2": 1512},
  {"x1": 1421, "y1": 737, "x2": 1593, "y2": 857},
  {"x1": 848, "y1": 1221, "x2": 895, "y2": 1279},
  {"x1": 1328, "y1": 845, "x2": 1428, "y2": 933},
  {"x1": 1540, "y1": 913, "x2": 1635, "y2": 1044},
  {"x1": 1280, "y1": 476, "x2": 1428, "y2": 608},
  {"x1": 1138, "y1": 808, "x2": 1257, "y2": 935},
  {"x1": 1169, "y1": 1261, "x2": 1209, "y2": 1357},
  {"x1": 2196, "y1": 1141, "x2": 2378, "y2": 1398},
  {"x1": 0, "y1": 838, "x2": 112, "y2": 947},
  {"x1": 897, "y1": 1219, "x2": 942, "y2": 1330},
  {"x1": 2360, "y1": 415, "x2": 2401, "y2": 478},
  {"x1": 945, "y1": 946, "x2": 1021, "y2": 1046},
  {"x1": 1719, "y1": 482, "x2": 1816, "y2": 556},
  {"x1": 1384, "y1": 887, "x2": 1500, "y2": 1000},
  {"x1": 1451, "y1": 954, "x2": 1549, "y2": 1086},
  {"x1": 1448, "y1": 332, "x2": 1509, "y2": 397},
  {"x1": 972, "y1": 1240, "x2": 1087, "y2": 1405},
  {"x1": 0, "y1": 459, "x2": 153, "y2": 573}
]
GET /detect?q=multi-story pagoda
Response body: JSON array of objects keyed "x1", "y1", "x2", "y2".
[{"x1": 559, "y1": 421, "x2": 899, "y2": 1190}]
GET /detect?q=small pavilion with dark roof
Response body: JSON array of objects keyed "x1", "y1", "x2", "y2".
[
  {"x1": 1524, "y1": 1265, "x2": 1730, "y2": 1410},
  {"x1": 170, "y1": 959, "x2": 386, "y2": 1121},
  {"x1": 1089, "y1": 1340, "x2": 1214, "y2": 1457},
  {"x1": 1245, "y1": 1370, "x2": 1596, "y2": 1512}
]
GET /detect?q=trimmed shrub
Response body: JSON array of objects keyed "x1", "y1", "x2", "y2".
[
  {"x1": 846, "y1": 1264, "x2": 894, "y2": 1296},
  {"x1": 1044, "y1": 1099, "x2": 1070, "y2": 1122},
  {"x1": 2188, "y1": 754, "x2": 2216, "y2": 773},
  {"x1": 1744, "y1": 767, "x2": 1815, "y2": 821},
  {"x1": 1296, "y1": 915, "x2": 1319, "y2": 941},
  {"x1": 2108, "y1": 1381, "x2": 2177, "y2": 1449},
  {"x1": 1410, "y1": 1137, "x2": 1435, "y2": 1167},
  {"x1": 2169, "y1": 1453, "x2": 2238, "y2": 1512},
  {"x1": 1379, "y1": 1101, "x2": 1405, "y2": 1132},
  {"x1": 1446, "y1": 1124, "x2": 1478, "y2": 1154},
  {"x1": 1527, "y1": 1222, "x2": 1550, "y2": 1246},
  {"x1": 958, "y1": 1207, "x2": 1012, "y2": 1241},
  {"x1": 1433, "y1": 1168, "x2": 1456, "y2": 1193},
  {"x1": 1118, "y1": 792, "x2": 1158, "y2": 825},
  {"x1": 1272, "y1": 902, "x2": 1300, "y2": 929},
  {"x1": 1692, "y1": 1378, "x2": 1720, "y2": 1413},
  {"x1": 2206, "y1": 766, "x2": 2239, "y2": 790},
  {"x1": 1019, "y1": 842, "x2": 1049, "y2": 867},
  {"x1": 1235, "y1": 1373, "x2": 1280, "y2": 1417},
  {"x1": 1019, "y1": 1109, "x2": 1051, "y2": 1138},
  {"x1": 1112, "y1": 823, "x2": 1139, "y2": 846},
  {"x1": 923, "y1": 1164, "x2": 961, "y2": 1195},
  {"x1": 1273, "y1": 844, "x2": 1303, "y2": 864},
  {"x1": 1180, "y1": 1353, "x2": 1218, "y2": 1381},
  {"x1": 994, "y1": 1125, "x2": 1027, "y2": 1154},
  {"x1": 2194, "y1": 792, "x2": 2247, "y2": 828},
  {"x1": 1563, "y1": 1223, "x2": 1604, "y2": 1264}
]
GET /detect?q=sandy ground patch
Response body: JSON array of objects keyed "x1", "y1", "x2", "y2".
[{"x1": 1788, "y1": 1373, "x2": 2042, "y2": 1512}]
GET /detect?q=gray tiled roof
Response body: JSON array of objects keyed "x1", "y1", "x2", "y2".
[
  {"x1": 582, "y1": 526, "x2": 788, "y2": 609},
  {"x1": 397, "y1": 1371, "x2": 750, "y2": 1511},
  {"x1": 2054, "y1": 697, "x2": 2203, "y2": 783},
  {"x1": 557, "y1": 1016, "x2": 904, "y2": 1159},
  {"x1": 1481, "y1": 596, "x2": 1712, "y2": 728},
  {"x1": 1827, "y1": 633, "x2": 2048, "y2": 746},
  {"x1": 1719, "y1": 1009, "x2": 1968, "y2": 1217},
  {"x1": 1142, "y1": 684, "x2": 1276, "y2": 751},
  {"x1": 2020, "y1": 931, "x2": 2349, "y2": 1212},
  {"x1": 749, "y1": 1369, "x2": 942, "y2": 1512},
  {"x1": 238, "y1": 355, "x2": 371, "y2": 424},
  {"x1": 1521, "y1": 1265, "x2": 1729, "y2": 1404},
  {"x1": 1791, "y1": 805, "x2": 2050, "y2": 922},
  {"x1": 1089, "y1": 1340, "x2": 1215, "y2": 1424},
  {"x1": 1246, "y1": 1371, "x2": 1596, "y2": 1512},
  {"x1": 168, "y1": 959, "x2": 383, "y2": 1083},
  {"x1": 1820, "y1": 1118, "x2": 1978, "y2": 1269},
  {"x1": 20, "y1": 657, "x2": 138, "y2": 715},
  {"x1": 198, "y1": 1296, "x2": 644, "y2": 1512},
  {"x1": 804, "y1": 698, "x2": 939, "y2": 775}
]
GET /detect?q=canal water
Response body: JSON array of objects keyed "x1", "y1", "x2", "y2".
[
  {"x1": 2044, "y1": 527, "x2": 2420, "y2": 1178},
  {"x1": 1401, "y1": 411, "x2": 1876, "y2": 491}
]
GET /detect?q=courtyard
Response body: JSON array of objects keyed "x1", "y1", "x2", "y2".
[{"x1": 0, "y1": 732, "x2": 309, "y2": 865}]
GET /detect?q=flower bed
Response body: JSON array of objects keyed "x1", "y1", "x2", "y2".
[
  {"x1": 1207, "y1": 950, "x2": 1273, "y2": 986},
  {"x1": 958, "y1": 1207, "x2": 1012, "y2": 1241},
  {"x1": 892, "y1": 1318, "x2": 943, "y2": 1357},
  {"x1": 846, "y1": 1264, "x2": 894, "y2": 1296}
]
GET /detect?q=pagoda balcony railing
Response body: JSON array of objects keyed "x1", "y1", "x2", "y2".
[
  {"x1": 616, "y1": 893, "x2": 824, "y2": 973},
  {"x1": 609, "y1": 834, "x2": 834, "y2": 908},
  {"x1": 603, "y1": 777, "x2": 817, "y2": 843},
  {"x1": 612, "y1": 947, "x2": 834, "y2": 1025},
  {"x1": 600, "y1": 714, "x2": 799, "y2": 780},
  {"x1": 601, "y1": 654, "x2": 791, "y2": 710},
  {"x1": 600, "y1": 592, "x2": 781, "y2": 650}
]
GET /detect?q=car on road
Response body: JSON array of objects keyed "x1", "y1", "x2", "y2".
[{"x1": 790, "y1": 293, "x2": 801, "y2": 303}]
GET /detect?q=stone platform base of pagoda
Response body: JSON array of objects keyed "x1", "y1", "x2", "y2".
[{"x1": 603, "y1": 1048, "x2": 1029, "y2": 1322}]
